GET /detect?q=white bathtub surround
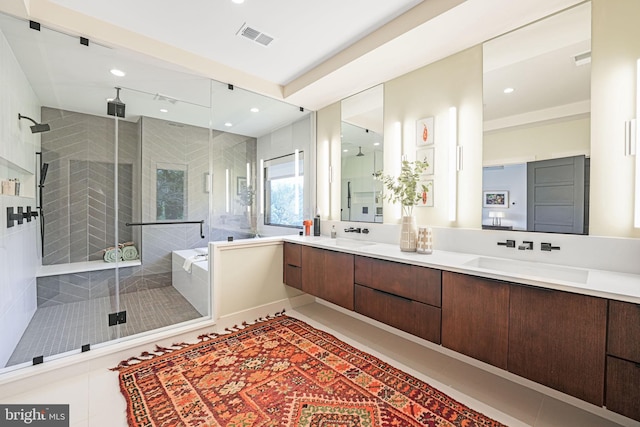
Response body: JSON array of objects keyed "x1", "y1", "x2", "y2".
[{"x1": 172, "y1": 248, "x2": 210, "y2": 316}]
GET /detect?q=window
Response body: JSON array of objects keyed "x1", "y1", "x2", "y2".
[
  {"x1": 264, "y1": 151, "x2": 303, "y2": 227},
  {"x1": 156, "y1": 166, "x2": 187, "y2": 220}
]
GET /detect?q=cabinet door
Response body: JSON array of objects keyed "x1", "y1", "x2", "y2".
[
  {"x1": 302, "y1": 246, "x2": 324, "y2": 295},
  {"x1": 355, "y1": 285, "x2": 441, "y2": 343},
  {"x1": 302, "y1": 246, "x2": 354, "y2": 310},
  {"x1": 509, "y1": 285, "x2": 606, "y2": 406},
  {"x1": 608, "y1": 300, "x2": 640, "y2": 363},
  {"x1": 441, "y1": 272, "x2": 509, "y2": 369},
  {"x1": 321, "y1": 250, "x2": 354, "y2": 310},
  {"x1": 606, "y1": 356, "x2": 640, "y2": 422}
]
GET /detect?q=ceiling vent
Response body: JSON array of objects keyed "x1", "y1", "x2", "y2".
[{"x1": 237, "y1": 23, "x2": 274, "y2": 47}]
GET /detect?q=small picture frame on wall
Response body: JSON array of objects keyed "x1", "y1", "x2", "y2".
[
  {"x1": 237, "y1": 176, "x2": 247, "y2": 195},
  {"x1": 483, "y1": 191, "x2": 509, "y2": 208},
  {"x1": 416, "y1": 147, "x2": 434, "y2": 176},
  {"x1": 416, "y1": 179, "x2": 434, "y2": 207},
  {"x1": 416, "y1": 117, "x2": 434, "y2": 146}
]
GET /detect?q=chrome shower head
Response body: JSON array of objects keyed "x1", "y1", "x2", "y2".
[{"x1": 18, "y1": 114, "x2": 50, "y2": 133}]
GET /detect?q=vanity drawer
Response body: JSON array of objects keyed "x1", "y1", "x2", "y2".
[
  {"x1": 606, "y1": 356, "x2": 640, "y2": 421},
  {"x1": 284, "y1": 242, "x2": 302, "y2": 267},
  {"x1": 355, "y1": 256, "x2": 441, "y2": 307},
  {"x1": 355, "y1": 285, "x2": 441, "y2": 344},
  {"x1": 284, "y1": 264, "x2": 302, "y2": 289},
  {"x1": 608, "y1": 300, "x2": 640, "y2": 363}
]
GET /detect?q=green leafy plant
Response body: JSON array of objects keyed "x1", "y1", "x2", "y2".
[{"x1": 374, "y1": 159, "x2": 429, "y2": 217}]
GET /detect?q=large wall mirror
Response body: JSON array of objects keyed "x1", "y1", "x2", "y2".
[
  {"x1": 340, "y1": 84, "x2": 384, "y2": 222},
  {"x1": 482, "y1": 2, "x2": 591, "y2": 234}
]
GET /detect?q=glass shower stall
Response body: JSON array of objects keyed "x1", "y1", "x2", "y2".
[{"x1": 0, "y1": 13, "x2": 276, "y2": 370}]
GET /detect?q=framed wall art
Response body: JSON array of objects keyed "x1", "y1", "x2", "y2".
[
  {"x1": 416, "y1": 117, "x2": 434, "y2": 146},
  {"x1": 483, "y1": 191, "x2": 509, "y2": 208},
  {"x1": 416, "y1": 147, "x2": 434, "y2": 176}
]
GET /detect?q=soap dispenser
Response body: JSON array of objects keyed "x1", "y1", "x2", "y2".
[{"x1": 331, "y1": 225, "x2": 336, "y2": 238}]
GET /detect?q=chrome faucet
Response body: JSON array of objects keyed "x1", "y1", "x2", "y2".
[
  {"x1": 344, "y1": 227, "x2": 361, "y2": 233},
  {"x1": 518, "y1": 241, "x2": 533, "y2": 250}
]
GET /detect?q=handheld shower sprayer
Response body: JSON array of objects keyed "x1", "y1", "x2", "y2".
[{"x1": 18, "y1": 114, "x2": 50, "y2": 133}]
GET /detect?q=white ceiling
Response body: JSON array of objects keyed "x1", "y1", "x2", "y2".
[
  {"x1": 0, "y1": 0, "x2": 588, "y2": 135},
  {"x1": 47, "y1": 0, "x2": 424, "y2": 86}
]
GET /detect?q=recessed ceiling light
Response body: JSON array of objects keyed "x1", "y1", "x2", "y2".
[
  {"x1": 232, "y1": 0, "x2": 244, "y2": 3},
  {"x1": 250, "y1": 107, "x2": 259, "y2": 113},
  {"x1": 160, "y1": 109, "x2": 168, "y2": 113},
  {"x1": 225, "y1": 122, "x2": 233, "y2": 127},
  {"x1": 110, "y1": 69, "x2": 126, "y2": 77},
  {"x1": 503, "y1": 87, "x2": 514, "y2": 94}
]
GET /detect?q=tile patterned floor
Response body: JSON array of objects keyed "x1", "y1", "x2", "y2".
[{"x1": 7, "y1": 286, "x2": 202, "y2": 367}]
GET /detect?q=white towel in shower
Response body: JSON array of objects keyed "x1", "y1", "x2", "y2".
[{"x1": 183, "y1": 254, "x2": 207, "y2": 273}]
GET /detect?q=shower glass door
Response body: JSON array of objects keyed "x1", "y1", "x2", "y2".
[{"x1": 108, "y1": 77, "x2": 214, "y2": 343}]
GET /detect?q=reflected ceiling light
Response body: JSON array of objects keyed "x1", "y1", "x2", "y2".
[
  {"x1": 373, "y1": 142, "x2": 380, "y2": 146},
  {"x1": 160, "y1": 109, "x2": 168, "y2": 113},
  {"x1": 503, "y1": 87, "x2": 514, "y2": 94},
  {"x1": 343, "y1": 149, "x2": 348, "y2": 153},
  {"x1": 250, "y1": 107, "x2": 259, "y2": 113},
  {"x1": 224, "y1": 122, "x2": 233, "y2": 127},
  {"x1": 110, "y1": 68, "x2": 125, "y2": 77}
]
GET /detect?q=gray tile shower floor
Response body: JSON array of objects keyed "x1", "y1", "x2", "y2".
[{"x1": 7, "y1": 286, "x2": 202, "y2": 367}]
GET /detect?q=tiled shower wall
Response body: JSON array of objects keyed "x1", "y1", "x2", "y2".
[
  {"x1": 40, "y1": 107, "x2": 139, "y2": 265},
  {"x1": 36, "y1": 111, "x2": 257, "y2": 308}
]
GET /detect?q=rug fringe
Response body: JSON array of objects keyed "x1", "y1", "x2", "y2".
[{"x1": 111, "y1": 309, "x2": 286, "y2": 370}]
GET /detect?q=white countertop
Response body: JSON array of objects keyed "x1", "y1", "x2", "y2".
[{"x1": 283, "y1": 235, "x2": 640, "y2": 304}]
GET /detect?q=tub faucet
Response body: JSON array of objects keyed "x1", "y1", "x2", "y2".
[{"x1": 518, "y1": 241, "x2": 533, "y2": 250}]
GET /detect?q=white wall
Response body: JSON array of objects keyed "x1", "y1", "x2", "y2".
[
  {"x1": 256, "y1": 115, "x2": 315, "y2": 236},
  {"x1": 590, "y1": 0, "x2": 640, "y2": 237},
  {"x1": 0, "y1": 29, "x2": 41, "y2": 367},
  {"x1": 483, "y1": 117, "x2": 590, "y2": 166}
]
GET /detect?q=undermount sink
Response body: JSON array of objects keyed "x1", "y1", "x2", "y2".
[
  {"x1": 322, "y1": 238, "x2": 376, "y2": 249},
  {"x1": 463, "y1": 256, "x2": 589, "y2": 284}
]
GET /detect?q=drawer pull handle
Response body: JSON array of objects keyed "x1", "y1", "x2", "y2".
[{"x1": 372, "y1": 287, "x2": 412, "y2": 302}]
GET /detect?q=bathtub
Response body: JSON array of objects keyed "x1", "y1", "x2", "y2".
[{"x1": 171, "y1": 247, "x2": 209, "y2": 316}]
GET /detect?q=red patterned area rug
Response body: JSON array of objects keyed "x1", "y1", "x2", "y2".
[{"x1": 113, "y1": 313, "x2": 506, "y2": 426}]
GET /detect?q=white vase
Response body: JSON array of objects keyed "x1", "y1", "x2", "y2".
[{"x1": 399, "y1": 215, "x2": 417, "y2": 252}]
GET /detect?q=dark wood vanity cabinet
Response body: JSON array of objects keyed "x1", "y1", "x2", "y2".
[
  {"x1": 605, "y1": 300, "x2": 640, "y2": 421},
  {"x1": 282, "y1": 241, "x2": 638, "y2": 421},
  {"x1": 354, "y1": 256, "x2": 442, "y2": 344},
  {"x1": 283, "y1": 242, "x2": 302, "y2": 290},
  {"x1": 301, "y1": 246, "x2": 354, "y2": 310},
  {"x1": 508, "y1": 284, "x2": 607, "y2": 406},
  {"x1": 441, "y1": 272, "x2": 510, "y2": 369}
]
